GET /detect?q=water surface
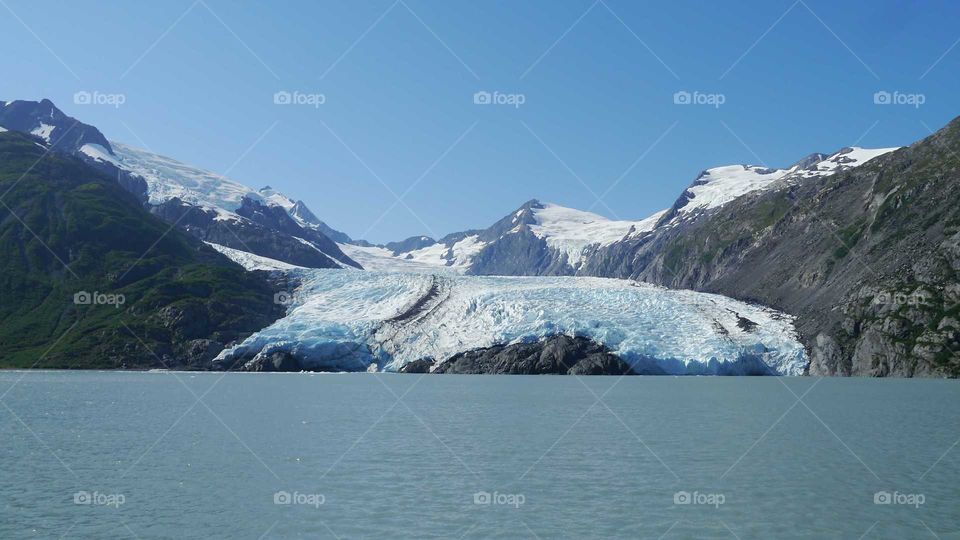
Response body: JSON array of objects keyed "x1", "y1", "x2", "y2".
[{"x1": 1, "y1": 372, "x2": 957, "y2": 539}]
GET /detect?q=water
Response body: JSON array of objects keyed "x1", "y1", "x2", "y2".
[{"x1": 1, "y1": 372, "x2": 957, "y2": 539}]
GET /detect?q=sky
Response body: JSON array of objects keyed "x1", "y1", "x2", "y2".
[{"x1": 0, "y1": 0, "x2": 958, "y2": 243}]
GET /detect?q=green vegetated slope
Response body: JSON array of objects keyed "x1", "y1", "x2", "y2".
[{"x1": 0, "y1": 132, "x2": 283, "y2": 368}]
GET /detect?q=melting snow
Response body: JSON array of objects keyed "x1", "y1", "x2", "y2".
[
  {"x1": 79, "y1": 143, "x2": 118, "y2": 165},
  {"x1": 206, "y1": 242, "x2": 304, "y2": 271},
  {"x1": 30, "y1": 123, "x2": 55, "y2": 142}
]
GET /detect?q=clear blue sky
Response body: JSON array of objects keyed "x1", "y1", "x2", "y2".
[{"x1": 1, "y1": 0, "x2": 958, "y2": 243}]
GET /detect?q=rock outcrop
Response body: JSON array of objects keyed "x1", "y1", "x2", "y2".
[{"x1": 433, "y1": 335, "x2": 643, "y2": 375}]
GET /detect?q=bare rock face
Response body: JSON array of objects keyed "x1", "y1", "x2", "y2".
[
  {"x1": 398, "y1": 358, "x2": 435, "y2": 374},
  {"x1": 809, "y1": 334, "x2": 845, "y2": 376},
  {"x1": 432, "y1": 335, "x2": 645, "y2": 375},
  {"x1": 580, "y1": 116, "x2": 960, "y2": 378},
  {"x1": 182, "y1": 339, "x2": 225, "y2": 368},
  {"x1": 150, "y1": 198, "x2": 350, "y2": 269},
  {"x1": 241, "y1": 351, "x2": 303, "y2": 372}
]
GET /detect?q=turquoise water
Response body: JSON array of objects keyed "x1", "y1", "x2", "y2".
[{"x1": 1, "y1": 372, "x2": 958, "y2": 539}]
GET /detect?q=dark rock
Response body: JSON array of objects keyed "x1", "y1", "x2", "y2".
[
  {"x1": 242, "y1": 351, "x2": 303, "y2": 372},
  {"x1": 150, "y1": 198, "x2": 352, "y2": 269},
  {"x1": 182, "y1": 339, "x2": 224, "y2": 367},
  {"x1": 0, "y1": 99, "x2": 150, "y2": 204},
  {"x1": 433, "y1": 335, "x2": 639, "y2": 375},
  {"x1": 579, "y1": 116, "x2": 960, "y2": 378},
  {"x1": 399, "y1": 358, "x2": 435, "y2": 373},
  {"x1": 385, "y1": 235, "x2": 437, "y2": 255}
]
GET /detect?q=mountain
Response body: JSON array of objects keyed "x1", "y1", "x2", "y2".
[
  {"x1": 0, "y1": 99, "x2": 361, "y2": 270},
  {"x1": 105, "y1": 142, "x2": 361, "y2": 269},
  {"x1": 149, "y1": 197, "x2": 357, "y2": 269},
  {"x1": 349, "y1": 147, "x2": 896, "y2": 276},
  {"x1": 579, "y1": 122, "x2": 960, "y2": 377},
  {"x1": 0, "y1": 99, "x2": 149, "y2": 200},
  {"x1": 0, "y1": 98, "x2": 110, "y2": 152},
  {"x1": 3, "y1": 98, "x2": 955, "y2": 377},
  {"x1": 0, "y1": 130, "x2": 284, "y2": 368},
  {"x1": 258, "y1": 186, "x2": 359, "y2": 244}
]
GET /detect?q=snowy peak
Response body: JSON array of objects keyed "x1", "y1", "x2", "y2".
[
  {"x1": 105, "y1": 142, "x2": 361, "y2": 268},
  {"x1": 788, "y1": 152, "x2": 829, "y2": 171},
  {"x1": 289, "y1": 200, "x2": 319, "y2": 225},
  {"x1": 784, "y1": 146, "x2": 900, "y2": 180},
  {"x1": 665, "y1": 146, "x2": 900, "y2": 222},
  {"x1": 526, "y1": 202, "x2": 665, "y2": 267},
  {"x1": 256, "y1": 186, "x2": 356, "y2": 243},
  {"x1": 111, "y1": 141, "x2": 256, "y2": 216},
  {"x1": 359, "y1": 199, "x2": 670, "y2": 274},
  {"x1": 473, "y1": 198, "x2": 541, "y2": 241},
  {"x1": 257, "y1": 185, "x2": 296, "y2": 211},
  {"x1": 0, "y1": 99, "x2": 112, "y2": 153},
  {"x1": 676, "y1": 164, "x2": 790, "y2": 216}
]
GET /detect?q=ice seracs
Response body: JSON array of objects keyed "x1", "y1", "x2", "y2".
[{"x1": 216, "y1": 269, "x2": 808, "y2": 375}]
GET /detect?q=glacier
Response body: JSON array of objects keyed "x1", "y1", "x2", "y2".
[{"x1": 215, "y1": 269, "x2": 808, "y2": 375}]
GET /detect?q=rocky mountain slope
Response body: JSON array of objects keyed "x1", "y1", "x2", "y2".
[
  {"x1": 352, "y1": 148, "x2": 897, "y2": 277},
  {"x1": 105, "y1": 141, "x2": 360, "y2": 269},
  {"x1": 3, "y1": 98, "x2": 955, "y2": 377},
  {"x1": 581, "y1": 120, "x2": 960, "y2": 377},
  {"x1": 0, "y1": 131, "x2": 284, "y2": 368},
  {"x1": 0, "y1": 99, "x2": 149, "y2": 200},
  {"x1": 0, "y1": 100, "x2": 359, "y2": 270}
]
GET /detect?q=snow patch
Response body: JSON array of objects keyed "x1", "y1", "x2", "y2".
[
  {"x1": 788, "y1": 146, "x2": 899, "y2": 180},
  {"x1": 109, "y1": 141, "x2": 262, "y2": 214},
  {"x1": 680, "y1": 165, "x2": 790, "y2": 214},
  {"x1": 529, "y1": 204, "x2": 667, "y2": 267},
  {"x1": 30, "y1": 123, "x2": 55, "y2": 142},
  {"x1": 338, "y1": 243, "x2": 461, "y2": 274},
  {"x1": 79, "y1": 143, "x2": 118, "y2": 165},
  {"x1": 403, "y1": 234, "x2": 486, "y2": 268},
  {"x1": 206, "y1": 242, "x2": 304, "y2": 271}
]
